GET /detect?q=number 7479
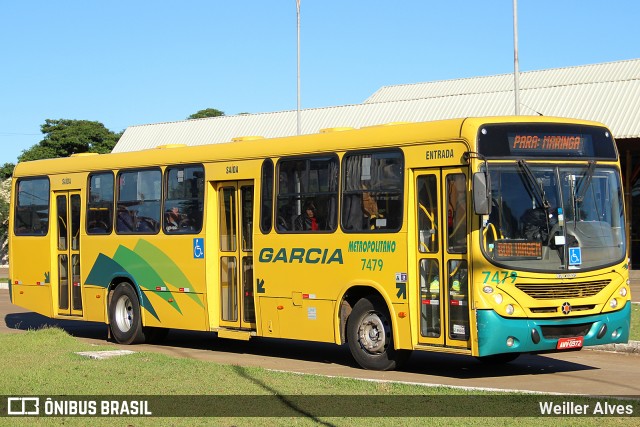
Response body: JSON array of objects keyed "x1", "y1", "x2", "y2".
[
  {"x1": 481, "y1": 270, "x2": 517, "y2": 284},
  {"x1": 361, "y1": 258, "x2": 384, "y2": 271}
]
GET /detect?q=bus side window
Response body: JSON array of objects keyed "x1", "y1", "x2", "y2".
[
  {"x1": 15, "y1": 178, "x2": 49, "y2": 236},
  {"x1": 260, "y1": 160, "x2": 274, "y2": 233},
  {"x1": 163, "y1": 165, "x2": 204, "y2": 234},
  {"x1": 87, "y1": 172, "x2": 114, "y2": 234},
  {"x1": 117, "y1": 168, "x2": 161, "y2": 235},
  {"x1": 341, "y1": 150, "x2": 404, "y2": 232},
  {"x1": 276, "y1": 155, "x2": 338, "y2": 233}
]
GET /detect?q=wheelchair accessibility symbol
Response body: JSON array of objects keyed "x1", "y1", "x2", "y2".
[
  {"x1": 568, "y1": 247, "x2": 581, "y2": 266},
  {"x1": 193, "y1": 238, "x2": 204, "y2": 259}
]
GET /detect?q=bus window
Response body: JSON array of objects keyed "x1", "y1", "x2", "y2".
[
  {"x1": 56, "y1": 195, "x2": 68, "y2": 250},
  {"x1": 220, "y1": 186, "x2": 237, "y2": 252},
  {"x1": 241, "y1": 185, "x2": 253, "y2": 250},
  {"x1": 420, "y1": 258, "x2": 440, "y2": 337},
  {"x1": 260, "y1": 160, "x2": 274, "y2": 233},
  {"x1": 14, "y1": 178, "x2": 49, "y2": 235},
  {"x1": 417, "y1": 175, "x2": 438, "y2": 253},
  {"x1": 446, "y1": 173, "x2": 467, "y2": 253},
  {"x1": 276, "y1": 155, "x2": 338, "y2": 233},
  {"x1": 448, "y1": 259, "x2": 469, "y2": 340},
  {"x1": 116, "y1": 169, "x2": 161, "y2": 234},
  {"x1": 87, "y1": 172, "x2": 114, "y2": 234},
  {"x1": 163, "y1": 165, "x2": 204, "y2": 234},
  {"x1": 342, "y1": 150, "x2": 403, "y2": 232}
]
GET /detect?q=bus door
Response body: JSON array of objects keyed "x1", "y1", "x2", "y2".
[
  {"x1": 415, "y1": 168, "x2": 470, "y2": 348},
  {"x1": 216, "y1": 181, "x2": 256, "y2": 330},
  {"x1": 54, "y1": 191, "x2": 83, "y2": 317}
]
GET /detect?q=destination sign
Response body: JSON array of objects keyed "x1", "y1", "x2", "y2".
[
  {"x1": 508, "y1": 133, "x2": 586, "y2": 155},
  {"x1": 477, "y1": 123, "x2": 617, "y2": 160},
  {"x1": 495, "y1": 240, "x2": 542, "y2": 260}
]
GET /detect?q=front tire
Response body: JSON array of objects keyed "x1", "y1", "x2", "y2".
[
  {"x1": 347, "y1": 296, "x2": 409, "y2": 370},
  {"x1": 109, "y1": 282, "x2": 145, "y2": 344}
]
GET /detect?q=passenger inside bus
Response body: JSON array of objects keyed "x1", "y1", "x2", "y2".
[
  {"x1": 294, "y1": 200, "x2": 324, "y2": 231},
  {"x1": 362, "y1": 190, "x2": 381, "y2": 230},
  {"x1": 165, "y1": 206, "x2": 192, "y2": 232},
  {"x1": 116, "y1": 205, "x2": 135, "y2": 232},
  {"x1": 165, "y1": 206, "x2": 181, "y2": 231}
]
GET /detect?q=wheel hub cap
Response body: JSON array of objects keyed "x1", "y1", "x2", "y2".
[{"x1": 358, "y1": 313, "x2": 387, "y2": 354}]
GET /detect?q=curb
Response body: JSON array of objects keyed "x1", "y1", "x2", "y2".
[{"x1": 586, "y1": 340, "x2": 640, "y2": 354}]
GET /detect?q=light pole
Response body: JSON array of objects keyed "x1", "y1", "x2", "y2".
[
  {"x1": 296, "y1": 0, "x2": 301, "y2": 134},
  {"x1": 513, "y1": 0, "x2": 521, "y2": 115}
]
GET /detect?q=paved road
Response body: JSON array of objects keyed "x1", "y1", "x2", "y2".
[{"x1": 2, "y1": 289, "x2": 639, "y2": 396}]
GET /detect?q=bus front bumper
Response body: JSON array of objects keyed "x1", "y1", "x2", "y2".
[{"x1": 476, "y1": 302, "x2": 631, "y2": 357}]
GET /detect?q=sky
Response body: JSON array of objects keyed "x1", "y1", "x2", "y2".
[{"x1": 1, "y1": 1, "x2": 639, "y2": 165}]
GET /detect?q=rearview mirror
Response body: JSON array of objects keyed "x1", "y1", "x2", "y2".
[{"x1": 473, "y1": 172, "x2": 491, "y2": 215}]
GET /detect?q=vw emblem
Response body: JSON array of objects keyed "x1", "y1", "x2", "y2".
[{"x1": 561, "y1": 302, "x2": 572, "y2": 315}]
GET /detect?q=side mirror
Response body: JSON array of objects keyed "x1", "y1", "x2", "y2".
[{"x1": 473, "y1": 172, "x2": 491, "y2": 215}]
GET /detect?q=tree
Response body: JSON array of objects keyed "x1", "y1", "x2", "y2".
[
  {"x1": 187, "y1": 108, "x2": 225, "y2": 120},
  {"x1": 18, "y1": 119, "x2": 121, "y2": 162},
  {"x1": 0, "y1": 180, "x2": 9, "y2": 262},
  {"x1": 0, "y1": 163, "x2": 14, "y2": 180}
]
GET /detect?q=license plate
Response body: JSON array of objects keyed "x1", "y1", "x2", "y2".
[{"x1": 556, "y1": 336, "x2": 584, "y2": 350}]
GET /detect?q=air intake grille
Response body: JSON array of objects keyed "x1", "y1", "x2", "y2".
[
  {"x1": 540, "y1": 323, "x2": 592, "y2": 339},
  {"x1": 515, "y1": 280, "x2": 610, "y2": 300}
]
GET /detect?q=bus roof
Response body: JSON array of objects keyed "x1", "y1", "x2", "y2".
[{"x1": 13, "y1": 116, "x2": 608, "y2": 178}]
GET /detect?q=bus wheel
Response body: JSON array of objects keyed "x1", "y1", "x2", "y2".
[
  {"x1": 108, "y1": 283, "x2": 145, "y2": 344},
  {"x1": 347, "y1": 296, "x2": 408, "y2": 371},
  {"x1": 476, "y1": 353, "x2": 520, "y2": 364}
]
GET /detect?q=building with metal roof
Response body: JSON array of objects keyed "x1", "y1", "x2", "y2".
[{"x1": 114, "y1": 58, "x2": 640, "y2": 153}]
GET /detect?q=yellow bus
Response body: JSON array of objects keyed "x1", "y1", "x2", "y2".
[{"x1": 8, "y1": 116, "x2": 631, "y2": 370}]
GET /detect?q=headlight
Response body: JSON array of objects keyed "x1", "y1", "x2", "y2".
[
  {"x1": 610, "y1": 298, "x2": 618, "y2": 308},
  {"x1": 620, "y1": 287, "x2": 628, "y2": 297},
  {"x1": 483, "y1": 286, "x2": 494, "y2": 294},
  {"x1": 505, "y1": 304, "x2": 514, "y2": 315},
  {"x1": 493, "y1": 294, "x2": 503, "y2": 304}
]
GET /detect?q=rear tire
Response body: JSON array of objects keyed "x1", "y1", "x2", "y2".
[
  {"x1": 347, "y1": 296, "x2": 409, "y2": 370},
  {"x1": 109, "y1": 282, "x2": 145, "y2": 344}
]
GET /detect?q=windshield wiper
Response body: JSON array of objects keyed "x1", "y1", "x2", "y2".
[
  {"x1": 575, "y1": 161, "x2": 596, "y2": 203},
  {"x1": 517, "y1": 160, "x2": 550, "y2": 210}
]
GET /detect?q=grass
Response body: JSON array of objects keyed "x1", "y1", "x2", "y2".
[
  {"x1": 632, "y1": 304, "x2": 640, "y2": 341},
  {"x1": 0, "y1": 327, "x2": 637, "y2": 426}
]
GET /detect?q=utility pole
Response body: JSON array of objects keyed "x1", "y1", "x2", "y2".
[
  {"x1": 513, "y1": 0, "x2": 521, "y2": 115},
  {"x1": 296, "y1": 0, "x2": 301, "y2": 134}
]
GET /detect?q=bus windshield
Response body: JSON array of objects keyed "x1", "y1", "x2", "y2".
[{"x1": 481, "y1": 162, "x2": 625, "y2": 272}]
